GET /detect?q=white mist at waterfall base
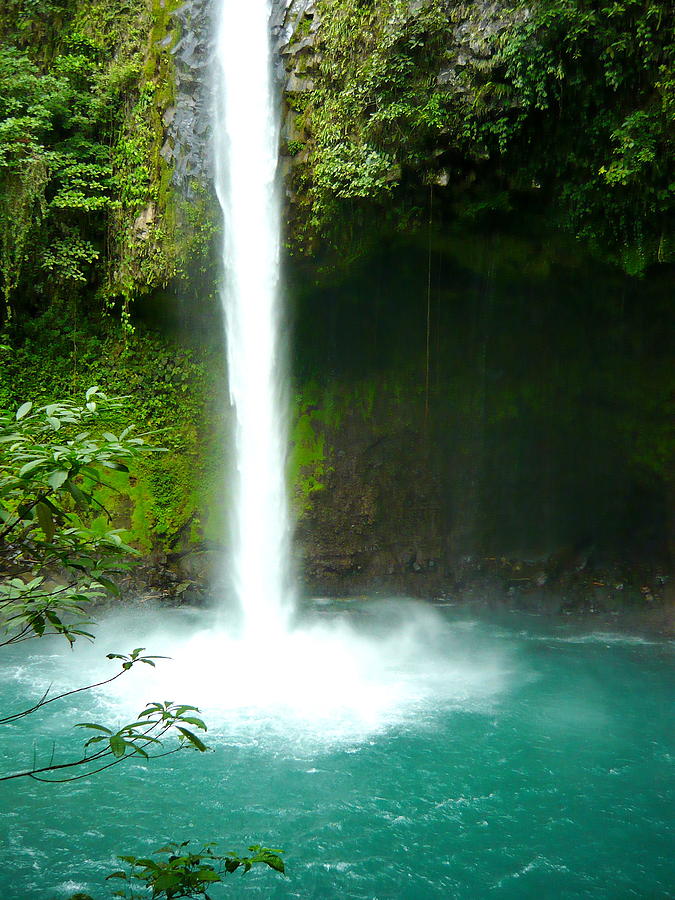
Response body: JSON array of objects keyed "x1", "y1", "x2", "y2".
[{"x1": 7, "y1": 603, "x2": 511, "y2": 752}]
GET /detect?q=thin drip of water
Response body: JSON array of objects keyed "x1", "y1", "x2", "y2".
[{"x1": 213, "y1": 0, "x2": 291, "y2": 633}]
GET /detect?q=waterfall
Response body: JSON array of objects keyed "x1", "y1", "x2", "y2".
[{"x1": 213, "y1": 0, "x2": 291, "y2": 633}]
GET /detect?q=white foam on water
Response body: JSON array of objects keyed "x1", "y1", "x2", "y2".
[
  {"x1": 533, "y1": 632, "x2": 663, "y2": 646},
  {"x1": 7, "y1": 604, "x2": 511, "y2": 753}
]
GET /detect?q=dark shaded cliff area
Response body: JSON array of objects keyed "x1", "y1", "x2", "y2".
[{"x1": 288, "y1": 219, "x2": 673, "y2": 616}]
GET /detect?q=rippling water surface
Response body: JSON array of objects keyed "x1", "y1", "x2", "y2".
[{"x1": 0, "y1": 601, "x2": 672, "y2": 898}]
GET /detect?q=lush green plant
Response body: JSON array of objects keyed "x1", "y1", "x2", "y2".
[
  {"x1": 1, "y1": 389, "x2": 284, "y2": 895},
  {"x1": 467, "y1": 0, "x2": 675, "y2": 272},
  {"x1": 0, "y1": 388, "x2": 210, "y2": 781},
  {"x1": 0, "y1": 40, "x2": 114, "y2": 318},
  {"x1": 0, "y1": 387, "x2": 149, "y2": 640},
  {"x1": 0, "y1": 321, "x2": 216, "y2": 554},
  {"x1": 1, "y1": 660, "x2": 210, "y2": 783},
  {"x1": 107, "y1": 842, "x2": 285, "y2": 899},
  {"x1": 288, "y1": 0, "x2": 674, "y2": 272},
  {"x1": 0, "y1": 0, "x2": 214, "y2": 328},
  {"x1": 287, "y1": 0, "x2": 449, "y2": 254}
]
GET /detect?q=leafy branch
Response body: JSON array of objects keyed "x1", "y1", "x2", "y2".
[
  {"x1": 0, "y1": 387, "x2": 161, "y2": 646},
  {"x1": 0, "y1": 649, "x2": 209, "y2": 783},
  {"x1": 0, "y1": 389, "x2": 205, "y2": 785},
  {"x1": 107, "y1": 842, "x2": 285, "y2": 899}
]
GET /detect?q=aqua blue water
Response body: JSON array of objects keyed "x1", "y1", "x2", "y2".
[{"x1": 0, "y1": 602, "x2": 672, "y2": 899}]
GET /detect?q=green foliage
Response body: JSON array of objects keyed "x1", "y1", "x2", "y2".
[
  {"x1": 0, "y1": 0, "x2": 213, "y2": 327},
  {"x1": 0, "y1": 389, "x2": 281, "y2": 894},
  {"x1": 107, "y1": 842, "x2": 284, "y2": 899},
  {"x1": 74, "y1": 696, "x2": 208, "y2": 764},
  {"x1": 1, "y1": 662, "x2": 210, "y2": 783},
  {"x1": 289, "y1": 0, "x2": 450, "y2": 252},
  {"x1": 0, "y1": 387, "x2": 153, "y2": 644},
  {"x1": 466, "y1": 0, "x2": 675, "y2": 272},
  {"x1": 290, "y1": 0, "x2": 674, "y2": 271},
  {"x1": 0, "y1": 318, "x2": 215, "y2": 552},
  {"x1": 0, "y1": 387, "x2": 214, "y2": 784},
  {"x1": 0, "y1": 41, "x2": 113, "y2": 313},
  {"x1": 285, "y1": 139, "x2": 306, "y2": 157},
  {"x1": 0, "y1": 0, "x2": 77, "y2": 51}
]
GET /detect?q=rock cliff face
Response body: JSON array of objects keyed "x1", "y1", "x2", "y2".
[
  {"x1": 274, "y1": 0, "x2": 518, "y2": 93},
  {"x1": 286, "y1": 221, "x2": 674, "y2": 597},
  {"x1": 147, "y1": 0, "x2": 672, "y2": 599},
  {"x1": 161, "y1": 0, "x2": 213, "y2": 197},
  {"x1": 0, "y1": 0, "x2": 671, "y2": 617},
  {"x1": 157, "y1": 0, "x2": 519, "y2": 208},
  {"x1": 273, "y1": 0, "x2": 521, "y2": 212},
  {"x1": 156, "y1": 0, "x2": 318, "y2": 198}
]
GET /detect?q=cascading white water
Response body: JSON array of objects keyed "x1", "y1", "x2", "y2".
[
  {"x1": 213, "y1": 0, "x2": 291, "y2": 633},
  {"x1": 184, "y1": 0, "x2": 505, "y2": 737}
]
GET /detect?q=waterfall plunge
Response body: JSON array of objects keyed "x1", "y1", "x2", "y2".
[
  {"x1": 19, "y1": 1, "x2": 512, "y2": 752},
  {"x1": 213, "y1": 0, "x2": 291, "y2": 633},
  {"x1": 174, "y1": 0, "x2": 506, "y2": 732}
]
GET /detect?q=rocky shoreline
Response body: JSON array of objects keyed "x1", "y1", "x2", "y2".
[{"x1": 117, "y1": 550, "x2": 674, "y2": 637}]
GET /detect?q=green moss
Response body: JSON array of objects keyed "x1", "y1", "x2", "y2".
[
  {"x1": 0, "y1": 314, "x2": 219, "y2": 554},
  {"x1": 289, "y1": 385, "x2": 332, "y2": 512},
  {"x1": 289, "y1": 379, "x2": 391, "y2": 513}
]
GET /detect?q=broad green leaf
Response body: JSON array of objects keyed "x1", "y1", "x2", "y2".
[
  {"x1": 128, "y1": 744, "x2": 148, "y2": 759},
  {"x1": 96, "y1": 576, "x2": 120, "y2": 596},
  {"x1": 177, "y1": 727, "x2": 208, "y2": 752},
  {"x1": 173, "y1": 704, "x2": 199, "y2": 716},
  {"x1": 153, "y1": 873, "x2": 182, "y2": 892},
  {"x1": 18, "y1": 459, "x2": 45, "y2": 478},
  {"x1": 15, "y1": 401, "x2": 32, "y2": 420},
  {"x1": 47, "y1": 469, "x2": 69, "y2": 490},
  {"x1": 68, "y1": 629, "x2": 95, "y2": 640},
  {"x1": 198, "y1": 870, "x2": 220, "y2": 882},
  {"x1": 65, "y1": 480, "x2": 90, "y2": 507},
  {"x1": 109, "y1": 734, "x2": 127, "y2": 758},
  {"x1": 101, "y1": 460, "x2": 129, "y2": 472},
  {"x1": 180, "y1": 716, "x2": 207, "y2": 730},
  {"x1": 265, "y1": 856, "x2": 285, "y2": 873}
]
